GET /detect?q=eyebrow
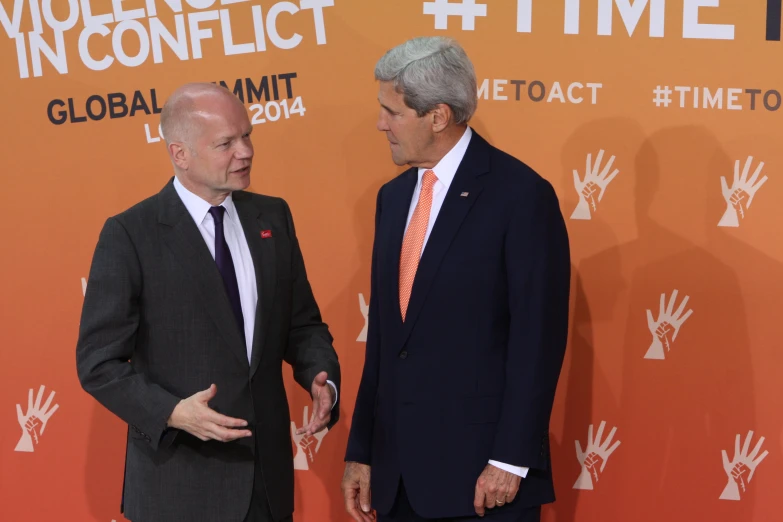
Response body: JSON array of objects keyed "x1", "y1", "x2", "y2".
[
  {"x1": 214, "y1": 128, "x2": 252, "y2": 144},
  {"x1": 378, "y1": 101, "x2": 396, "y2": 114}
]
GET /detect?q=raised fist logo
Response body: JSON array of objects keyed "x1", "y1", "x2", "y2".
[
  {"x1": 15, "y1": 385, "x2": 59, "y2": 452},
  {"x1": 570, "y1": 150, "x2": 620, "y2": 220},
  {"x1": 291, "y1": 406, "x2": 328, "y2": 470},
  {"x1": 720, "y1": 430, "x2": 768, "y2": 500},
  {"x1": 573, "y1": 421, "x2": 621, "y2": 490},
  {"x1": 718, "y1": 157, "x2": 769, "y2": 227},
  {"x1": 645, "y1": 290, "x2": 693, "y2": 360}
]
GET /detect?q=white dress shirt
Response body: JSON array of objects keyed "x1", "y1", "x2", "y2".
[
  {"x1": 174, "y1": 177, "x2": 337, "y2": 406},
  {"x1": 174, "y1": 177, "x2": 258, "y2": 360},
  {"x1": 403, "y1": 127, "x2": 529, "y2": 479}
]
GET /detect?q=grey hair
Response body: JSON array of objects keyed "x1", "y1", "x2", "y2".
[{"x1": 375, "y1": 36, "x2": 477, "y2": 124}]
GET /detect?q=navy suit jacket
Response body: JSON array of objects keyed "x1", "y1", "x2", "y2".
[{"x1": 345, "y1": 131, "x2": 571, "y2": 519}]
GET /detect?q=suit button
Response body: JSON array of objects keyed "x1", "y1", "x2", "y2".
[{"x1": 399, "y1": 351, "x2": 408, "y2": 359}]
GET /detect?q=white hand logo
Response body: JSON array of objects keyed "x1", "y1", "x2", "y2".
[
  {"x1": 357, "y1": 293, "x2": 369, "y2": 342},
  {"x1": 720, "y1": 431, "x2": 769, "y2": 501},
  {"x1": 81, "y1": 277, "x2": 87, "y2": 296},
  {"x1": 570, "y1": 150, "x2": 620, "y2": 220},
  {"x1": 718, "y1": 157, "x2": 769, "y2": 227},
  {"x1": 291, "y1": 406, "x2": 328, "y2": 470},
  {"x1": 573, "y1": 421, "x2": 620, "y2": 490},
  {"x1": 15, "y1": 385, "x2": 59, "y2": 452},
  {"x1": 645, "y1": 290, "x2": 693, "y2": 360}
]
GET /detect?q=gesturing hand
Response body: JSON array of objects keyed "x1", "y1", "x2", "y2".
[
  {"x1": 295, "y1": 371, "x2": 334, "y2": 438},
  {"x1": 167, "y1": 384, "x2": 252, "y2": 442}
]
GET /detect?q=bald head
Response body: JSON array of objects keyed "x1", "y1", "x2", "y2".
[
  {"x1": 160, "y1": 82, "x2": 246, "y2": 147},
  {"x1": 161, "y1": 82, "x2": 254, "y2": 206}
]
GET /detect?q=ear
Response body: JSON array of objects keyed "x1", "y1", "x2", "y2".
[
  {"x1": 169, "y1": 141, "x2": 189, "y2": 170},
  {"x1": 430, "y1": 103, "x2": 453, "y2": 133}
]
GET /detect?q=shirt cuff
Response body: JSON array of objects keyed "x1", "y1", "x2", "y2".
[
  {"x1": 326, "y1": 380, "x2": 338, "y2": 409},
  {"x1": 488, "y1": 460, "x2": 529, "y2": 478}
]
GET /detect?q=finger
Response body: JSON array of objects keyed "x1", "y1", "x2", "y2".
[
  {"x1": 748, "y1": 436, "x2": 765, "y2": 460},
  {"x1": 721, "y1": 176, "x2": 729, "y2": 195},
  {"x1": 734, "y1": 433, "x2": 741, "y2": 460},
  {"x1": 741, "y1": 431, "x2": 754, "y2": 457},
  {"x1": 600, "y1": 426, "x2": 618, "y2": 451},
  {"x1": 34, "y1": 385, "x2": 45, "y2": 411},
  {"x1": 752, "y1": 175, "x2": 768, "y2": 193},
  {"x1": 722, "y1": 449, "x2": 730, "y2": 470},
  {"x1": 602, "y1": 168, "x2": 620, "y2": 189},
  {"x1": 298, "y1": 418, "x2": 328, "y2": 437},
  {"x1": 585, "y1": 153, "x2": 593, "y2": 178},
  {"x1": 359, "y1": 478, "x2": 372, "y2": 514},
  {"x1": 344, "y1": 487, "x2": 367, "y2": 522},
  {"x1": 733, "y1": 159, "x2": 740, "y2": 187},
  {"x1": 483, "y1": 481, "x2": 498, "y2": 509},
  {"x1": 647, "y1": 309, "x2": 656, "y2": 331},
  {"x1": 747, "y1": 161, "x2": 764, "y2": 186},
  {"x1": 575, "y1": 440, "x2": 585, "y2": 462},
  {"x1": 666, "y1": 290, "x2": 678, "y2": 317},
  {"x1": 359, "y1": 293, "x2": 367, "y2": 309},
  {"x1": 16, "y1": 403, "x2": 24, "y2": 421},
  {"x1": 41, "y1": 391, "x2": 56, "y2": 415},
  {"x1": 598, "y1": 154, "x2": 615, "y2": 181},
  {"x1": 740, "y1": 156, "x2": 753, "y2": 183},
  {"x1": 207, "y1": 409, "x2": 249, "y2": 429},
  {"x1": 28, "y1": 388, "x2": 34, "y2": 413},
  {"x1": 752, "y1": 448, "x2": 769, "y2": 468},
  {"x1": 42, "y1": 404, "x2": 59, "y2": 426},
  {"x1": 605, "y1": 440, "x2": 621, "y2": 457},
  {"x1": 206, "y1": 423, "x2": 252, "y2": 442},
  {"x1": 195, "y1": 384, "x2": 218, "y2": 402},
  {"x1": 303, "y1": 405, "x2": 310, "y2": 426},
  {"x1": 506, "y1": 479, "x2": 520, "y2": 503},
  {"x1": 573, "y1": 169, "x2": 582, "y2": 189},
  {"x1": 594, "y1": 150, "x2": 605, "y2": 175},
  {"x1": 672, "y1": 294, "x2": 689, "y2": 320},
  {"x1": 659, "y1": 293, "x2": 666, "y2": 318},
  {"x1": 594, "y1": 421, "x2": 606, "y2": 447},
  {"x1": 474, "y1": 481, "x2": 486, "y2": 516}
]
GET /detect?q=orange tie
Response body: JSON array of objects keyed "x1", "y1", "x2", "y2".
[{"x1": 399, "y1": 170, "x2": 438, "y2": 321}]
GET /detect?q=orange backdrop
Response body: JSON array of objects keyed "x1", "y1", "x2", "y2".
[{"x1": 1, "y1": 1, "x2": 781, "y2": 521}]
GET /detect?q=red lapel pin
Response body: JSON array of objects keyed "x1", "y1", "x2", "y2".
[{"x1": 261, "y1": 230, "x2": 272, "y2": 239}]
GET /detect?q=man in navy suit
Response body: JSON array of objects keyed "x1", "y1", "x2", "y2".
[{"x1": 341, "y1": 37, "x2": 571, "y2": 522}]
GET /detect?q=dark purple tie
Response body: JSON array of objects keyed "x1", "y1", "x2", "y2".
[{"x1": 208, "y1": 206, "x2": 245, "y2": 344}]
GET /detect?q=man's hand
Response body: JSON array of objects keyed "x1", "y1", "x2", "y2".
[
  {"x1": 473, "y1": 464, "x2": 521, "y2": 517},
  {"x1": 167, "y1": 384, "x2": 252, "y2": 442},
  {"x1": 295, "y1": 371, "x2": 334, "y2": 437},
  {"x1": 342, "y1": 462, "x2": 374, "y2": 522}
]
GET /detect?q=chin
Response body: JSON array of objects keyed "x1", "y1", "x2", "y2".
[
  {"x1": 390, "y1": 154, "x2": 408, "y2": 167},
  {"x1": 229, "y1": 173, "x2": 252, "y2": 190}
]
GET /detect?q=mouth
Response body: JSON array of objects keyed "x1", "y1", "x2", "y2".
[{"x1": 232, "y1": 166, "x2": 251, "y2": 176}]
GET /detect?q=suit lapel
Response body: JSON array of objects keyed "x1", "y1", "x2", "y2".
[
  {"x1": 234, "y1": 192, "x2": 277, "y2": 378},
  {"x1": 157, "y1": 180, "x2": 249, "y2": 368},
  {"x1": 396, "y1": 133, "x2": 491, "y2": 352}
]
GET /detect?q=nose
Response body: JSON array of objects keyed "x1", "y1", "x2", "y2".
[
  {"x1": 377, "y1": 109, "x2": 389, "y2": 132},
  {"x1": 236, "y1": 137, "x2": 253, "y2": 159}
]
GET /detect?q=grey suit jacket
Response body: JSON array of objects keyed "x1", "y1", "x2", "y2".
[{"x1": 76, "y1": 178, "x2": 340, "y2": 522}]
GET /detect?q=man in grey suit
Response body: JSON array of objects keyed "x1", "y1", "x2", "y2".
[{"x1": 76, "y1": 82, "x2": 340, "y2": 522}]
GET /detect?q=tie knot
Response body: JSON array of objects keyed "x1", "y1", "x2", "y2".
[
  {"x1": 422, "y1": 170, "x2": 437, "y2": 191},
  {"x1": 209, "y1": 205, "x2": 226, "y2": 224}
]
